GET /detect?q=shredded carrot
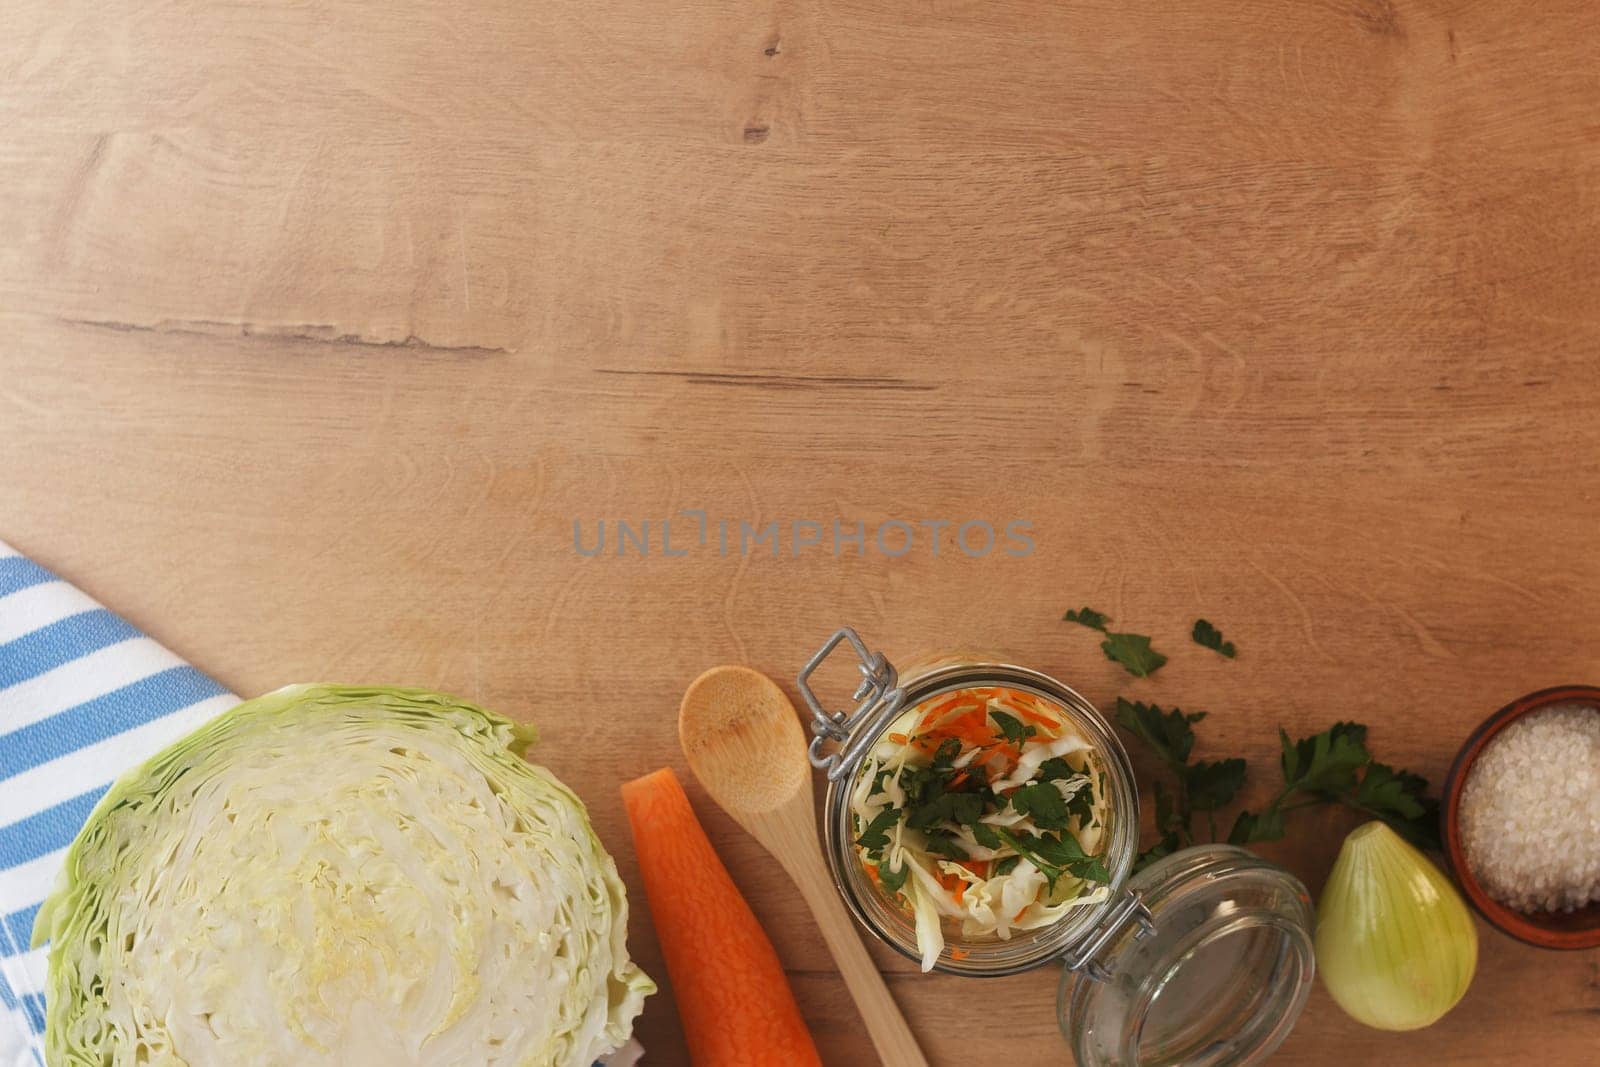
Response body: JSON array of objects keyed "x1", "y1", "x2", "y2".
[
  {"x1": 916, "y1": 693, "x2": 968, "y2": 731},
  {"x1": 887, "y1": 732, "x2": 909, "y2": 745},
  {"x1": 1012, "y1": 703, "x2": 1061, "y2": 731},
  {"x1": 1013, "y1": 906, "x2": 1030, "y2": 922},
  {"x1": 950, "y1": 948, "x2": 970, "y2": 961}
]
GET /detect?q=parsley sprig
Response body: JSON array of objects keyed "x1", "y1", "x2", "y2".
[
  {"x1": 1116, "y1": 699, "x2": 1439, "y2": 870},
  {"x1": 1063, "y1": 604, "x2": 1435, "y2": 865},
  {"x1": 1229, "y1": 723, "x2": 1439, "y2": 851}
]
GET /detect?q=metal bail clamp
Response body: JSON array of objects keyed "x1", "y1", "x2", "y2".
[
  {"x1": 796, "y1": 627, "x2": 906, "y2": 781},
  {"x1": 1060, "y1": 888, "x2": 1155, "y2": 982}
]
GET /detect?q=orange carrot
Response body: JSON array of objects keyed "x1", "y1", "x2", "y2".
[
  {"x1": 957, "y1": 859, "x2": 991, "y2": 879},
  {"x1": 621, "y1": 768, "x2": 822, "y2": 1067},
  {"x1": 1011, "y1": 702, "x2": 1061, "y2": 732}
]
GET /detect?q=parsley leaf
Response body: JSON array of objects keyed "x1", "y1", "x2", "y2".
[
  {"x1": 905, "y1": 791, "x2": 982, "y2": 831},
  {"x1": 993, "y1": 856, "x2": 1021, "y2": 876},
  {"x1": 990, "y1": 710, "x2": 1035, "y2": 745},
  {"x1": 1227, "y1": 806, "x2": 1287, "y2": 845},
  {"x1": 1280, "y1": 722, "x2": 1370, "y2": 796},
  {"x1": 1063, "y1": 606, "x2": 1110, "y2": 631},
  {"x1": 1064, "y1": 781, "x2": 1097, "y2": 825},
  {"x1": 1353, "y1": 761, "x2": 1426, "y2": 820},
  {"x1": 1152, "y1": 779, "x2": 1181, "y2": 835},
  {"x1": 1101, "y1": 632, "x2": 1168, "y2": 677},
  {"x1": 931, "y1": 737, "x2": 963, "y2": 771},
  {"x1": 1135, "y1": 834, "x2": 1181, "y2": 871},
  {"x1": 1070, "y1": 853, "x2": 1112, "y2": 884},
  {"x1": 1134, "y1": 779, "x2": 1184, "y2": 871},
  {"x1": 855, "y1": 806, "x2": 901, "y2": 854},
  {"x1": 1350, "y1": 762, "x2": 1441, "y2": 851},
  {"x1": 1010, "y1": 782, "x2": 1071, "y2": 831},
  {"x1": 970, "y1": 821, "x2": 1002, "y2": 849},
  {"x1": 1192, "y1": 618, "x2": 1237, "y2": 658},
  {"x1": 878, "y1": 859, "x2": 909, "y2": 893},
  {"x1": 996, "y1": 828, "x2": 1110, "y2": 886},
  {"x1": 923, "y1": 832, "x2": 970, "y2": 860},
  {"x1": 1186, "y1": 758, "x2": 1247, "y2": 811},
  {"x1": 1114, "y1": 699, "x2": 1205, "y2": 771},
  {"x1": 1036, "y1": 757, "x2": 1077, "y2": 781}
]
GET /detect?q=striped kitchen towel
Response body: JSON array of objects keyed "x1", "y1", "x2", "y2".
[{"x1": 0, "y1": 541, "x2": 237, "y2": 1067}]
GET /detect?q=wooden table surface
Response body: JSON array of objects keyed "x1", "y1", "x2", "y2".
[{"x1": 4, "y1": 1, "x2": 1598, "y2": 1063}]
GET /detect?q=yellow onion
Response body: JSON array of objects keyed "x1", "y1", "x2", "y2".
[{"x1": 1315, "y1": 822, "x2": 1477, "y2": 1030}]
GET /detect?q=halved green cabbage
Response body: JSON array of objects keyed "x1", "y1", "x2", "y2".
[{"x1": 32, "y1": 685, "x2": 653, "y2": 1067}]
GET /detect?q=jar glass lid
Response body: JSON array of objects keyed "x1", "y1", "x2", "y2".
[{"x1": 1061, "y1": 845, "x2": 1315, "y2": 1067}]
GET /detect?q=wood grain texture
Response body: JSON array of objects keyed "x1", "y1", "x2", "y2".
[{"x1": 3, "y1": 0, "x2": 1598, "y2": 1063}]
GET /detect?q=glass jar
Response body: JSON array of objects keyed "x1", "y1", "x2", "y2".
[{"x1": 797, "y1": 628, "x2": 1316, "y2": 1067}]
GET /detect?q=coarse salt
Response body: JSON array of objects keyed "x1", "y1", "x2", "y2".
[{"x1": 1459, "y1": 703, "x2": 1600, "y2": 913}]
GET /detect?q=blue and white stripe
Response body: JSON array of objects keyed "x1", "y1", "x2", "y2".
[{"x1": 0, "y1": 543, "x2": 236, "y2": 1067}]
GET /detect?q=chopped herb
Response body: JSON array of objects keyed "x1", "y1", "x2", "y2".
[
  {"x1": 969, "y1": 821, "x2": 1002, "y2": 849},
  {"x1": 1063, "y1": 606, "x2": 1110, "y2": 631},
  {"x1": 1192, "y1": 618, "x2": 1237, "y2": 658},
  {"x1": 1010, "y1": 782, "x2": 1071, "y2": 830},
  {"x1": 931, "y1": 737, "x2": 963, "y2": 770},
  {"x1": 1064, "y1": 781, "x2": 1097, "y2": 825},
  {"x1": 997, "y1": 828, "x2": 1109, "y2": 887},
  {"x1": 856, "y1": 806, "x2": 901, "y2": 854},
  {"x1": 1069, "y1": 853, "x2": 1112, "y2": 884},
  {"x1": 1101, "y1": 632, "x2": 1167, "y2": 677},
  {"x1": 1035, "y1": 757, "x2": 1076, "y2": 781},
  {"x1": 922, "y1": 832, "x2": 970, "y2": 860},
  {"x1": 990, "y1": 710, "x2": 1035, "y2": 745},
  {"x1": 993, "y1": 856, "x2": 1021, "y2": 876},
  {"x1": 878, "y1": 859, "x2": 909, "y2": 893},
  {"x1": 906, "y1": 791, "x2": 984, "y2": 831}
]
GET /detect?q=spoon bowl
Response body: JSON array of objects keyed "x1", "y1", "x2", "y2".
[{"x1": 679, "y1": 665, "x2": 809, "y2": 818}]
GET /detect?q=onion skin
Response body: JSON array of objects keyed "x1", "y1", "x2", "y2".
[{"x1": 1315, "y1": 822, "x2": 1478, "y2": 1031}]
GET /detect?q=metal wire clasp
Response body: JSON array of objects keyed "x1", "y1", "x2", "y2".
[
  {"x1": 796, "y1": 627, "x2": 906, "y2": 781},
  {"x1": 1060, "y1": 889, "x2": 1155, "y2": 982}
]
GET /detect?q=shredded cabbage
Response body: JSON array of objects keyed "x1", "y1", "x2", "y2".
[{"x1": 32, "y1": 685, "x2": 653, "y2": 1067}]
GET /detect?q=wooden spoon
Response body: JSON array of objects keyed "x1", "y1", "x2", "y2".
[{"x1": 679, "y1": 665, "x2": 929, "y2": 1067}]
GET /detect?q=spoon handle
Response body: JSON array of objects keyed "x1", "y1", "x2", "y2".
[{"x1": 781, "y1": 831, "x2": 929, "y2": 1067}]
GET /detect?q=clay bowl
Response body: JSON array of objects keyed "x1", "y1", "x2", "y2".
[{"x1": 1441, "y1": 684, "x2": 1600, "y2": 950}]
